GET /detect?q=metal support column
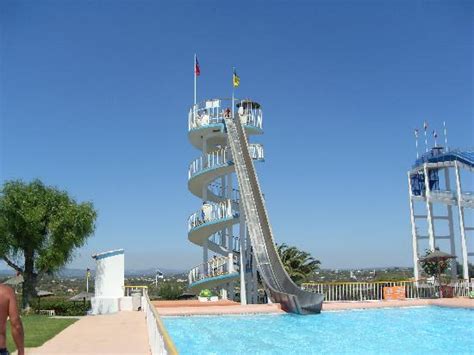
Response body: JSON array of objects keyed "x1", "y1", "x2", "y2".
[
  {"x1": 239, "y1": 212, "x2": 247, "y2": 305},
  {"x1": 202, "y1": 137, "x2": 209, "y2": 275},
  {"x1": 226, "y1": 173, "x2": 235, "y2": 299},
  {"x1": 423, "y1": 164, "x2": 436, "y2": 251},
  {"x1": 408, "y1": 171, "x2": 420, "y2": 281},
  {"x1": 454, "y1": 162, "x2": 469, "y2": 280},
  {"x1": 444, "y1": 168, "x2": 457, "y2": 280}
]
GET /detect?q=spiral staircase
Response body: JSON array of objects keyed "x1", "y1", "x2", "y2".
[{"x1": 186, "y1": 98, "x2": 263, "y2": 300}]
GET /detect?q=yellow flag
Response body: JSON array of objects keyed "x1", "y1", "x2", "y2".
[{"x1": 233, "y1": 69, "x2": 240, "y2": 87}]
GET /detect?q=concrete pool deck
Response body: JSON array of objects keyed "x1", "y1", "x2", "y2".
[
  {"x1": 154, "y1": 297, "x2": 473, "y2": 316},
  {"x1": 323, "y1": 297, "x2": 474, "y2": 311},
  {"x1": 154, "y1": 300, "x2": 284, "y2": 316}
]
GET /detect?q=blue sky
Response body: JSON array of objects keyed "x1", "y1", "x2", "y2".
[{"x1": 0, "y1": 1, "x2": 472, "y2": 271}]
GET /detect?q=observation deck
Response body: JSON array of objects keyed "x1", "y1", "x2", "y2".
[
  {"x1": 188, "y1": 99, "x2": 263, "y2": 150},
  {"x1": 411, "y1": 147, "x2": 474, "y2": 170}
]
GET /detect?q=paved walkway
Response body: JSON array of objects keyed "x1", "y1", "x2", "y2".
[
  {"x1": 153, "y1": 299, "x2": 238, "y2": 308},
  {"x1": 323, "y1": 297, "x2": 474, "y2": 311},
  {"x1": 27, "y1": 311, "x2": 150, "y2": 354},
  {"x1": 155, "y1": 302, "x2": 283, "y2": 316}
]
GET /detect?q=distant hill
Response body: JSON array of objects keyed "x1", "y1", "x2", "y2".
[{"x1": 0, "y1": 267, "x2": 187, "y2": 278}]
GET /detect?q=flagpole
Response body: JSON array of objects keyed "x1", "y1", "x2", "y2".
[
  {"x1": 86, "y1": 269, "x2": 89, "y2": 293},
  {"x1": 415, "y1": 130, "x2": 419, "y2": 159},
  {"x1": 424, "y1": 122, "x2": 428, "y2": 152},
  {"x1": 194, "y1": 54, "x2": 197, "y2": 106},
  {"x1": 232, "y1": 67, "x2": 235, "y2": 119},
  {"x1": 443, "y1": 121, "x2": 448, "y2": 151}
]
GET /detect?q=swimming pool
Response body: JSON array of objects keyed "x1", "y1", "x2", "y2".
[{"x1": 163, "y1": 307, "x2": 473, "y2": 354}]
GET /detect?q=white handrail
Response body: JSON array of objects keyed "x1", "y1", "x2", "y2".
[
  {"x1": 187, "y1": 199, "x2": 238, "y2": 231},
  {"x1": 142, "y1": 293, "x2": 178, "y2": 355},
  {"x1": 188, "y1": 144, "x2": 264, "y2": 180},
  {"x1": 302, "y1": 280, "x2": 473, "y2": 301},
  {"x1": 188, "y1": 98, "x2": 263, "y2": 131},
  {"x1": 188, "y1": 255, "x2": 240, "y2": 284}
]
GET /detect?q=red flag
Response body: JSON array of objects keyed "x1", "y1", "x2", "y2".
[{"x1": 194, "y1": 56, "x2": 200, "y2": 76}]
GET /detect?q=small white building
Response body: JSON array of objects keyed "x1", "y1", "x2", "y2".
[{"x1": 91, "y1": 249, "x2": 125, "y2": 314}]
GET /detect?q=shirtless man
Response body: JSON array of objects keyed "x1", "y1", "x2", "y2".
[{"x1": 0, "y1": 285, "x2": 24, "y2": 355}]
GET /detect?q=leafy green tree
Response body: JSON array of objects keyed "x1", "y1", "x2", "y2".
[
  {"x1": 456, "y1": 262, "x2": 474, "y2": 279},
  {"x1": 419, "y1": 249, "x2": 449, "y2": 279},
  {"x1": 277, "y1": 243, "x2": 320, "y2": 285},
  {"x1": 157, "y1": 281, "x2": 184, "y2": 300},
  {"x1": 0, "y1": 180, "x2": 97, "y2": 309}
]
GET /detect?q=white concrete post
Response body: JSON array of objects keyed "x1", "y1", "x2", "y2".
[
  {"x1": 239, "y1": 215, "x2": 247, "y2": 305},
  {"x1": 226, "y1": 174, "x2": 234, "y2": 274},
  {"x1": 444, "y1": 168, "x2": 457, "y2": 280},
  {"x1": 454, "y1": 162, "x2": 469, "y2": 280},
  {"x1": 202, "y1": 136, "x2": 209, "y2": 275},
  {"x1": 250, "y1": 229, "x2": 258, "y2": 303},
  {"x1": 407, "y1": 172, "x2": 420, "y2": 281},
  {"x1": 423, "y1": 165, "x2": 436, "y2": 250}
]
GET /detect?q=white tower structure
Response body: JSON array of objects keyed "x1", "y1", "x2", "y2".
[
  {"x1": 187, "y1": 98, "x2": 263, "y2": 303},
  {"x1": 408, "y1": 147, "x2": 474, "y2": 281},
  {"x1": 91, "y1": 249, "x2": 125, "y2": 314}
]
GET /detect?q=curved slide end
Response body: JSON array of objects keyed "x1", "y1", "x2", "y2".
[{"x1": 268, "y1": 287, "x2": 323, "y2": 314}]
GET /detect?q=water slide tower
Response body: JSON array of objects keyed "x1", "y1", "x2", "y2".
[
  {"x1": 186, "y1": 98, "x2": 263, "y2": 303},
  {"x1": 408, "y1": 146, "x2": 474, "y2": 281}
]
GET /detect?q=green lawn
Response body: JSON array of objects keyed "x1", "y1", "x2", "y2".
[{"x1": 6, "y1": 315, "x2": 77, "y2": 352}]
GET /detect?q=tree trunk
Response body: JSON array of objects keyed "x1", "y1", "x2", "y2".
[{"x1": 22, "y1": 250, "x2": 37, "y2": 310}]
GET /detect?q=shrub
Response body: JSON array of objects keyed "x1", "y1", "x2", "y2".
[
  {"x1": 199, "y1": 289, "x2": 213, "y2": 298},
  {"x1": 157, "y1": 282, "x2": 183, "y2": 300},
  {"x1": 32, "y1": 298, "x2": 90, "y2": 316}
]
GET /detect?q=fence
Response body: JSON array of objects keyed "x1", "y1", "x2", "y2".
[
  {"x1": 188, "y1": 98, "x2": 263, "y2": 131},
  {"x1": 188, "y1": 144, "x2": 264, "y2": 180},
  {"x1": 187, "y1": 199, "x2": 238, "y2": 231},
  {"x1": 142, "y1": 292, "x2": 178, "y2": 355},
  {"x1": 188, "y1": 255, "x2": 239, "y2": 285},
  {"x1": 302, "y1": 280, "x2": 473, "y2": 302},
  {"x1": 124, "y1": 285, "x2": 148, "y2": 297}
]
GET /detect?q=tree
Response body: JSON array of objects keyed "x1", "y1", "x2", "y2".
[
  {"x1": 456, "y1": 262, "x2": 474, "y2": 279},
  {"x1": 157, "y1": 281, "x2": 184, "y2": 300},
  {"x1": 0, "y1": 180, "x2": 97, "y2": 309},
  {"x1": 419, "y1": 249, "x2": 450, "y2": 280},
  {"x1": 277, "y1": 243, "x2": 320, "y2": 285}
]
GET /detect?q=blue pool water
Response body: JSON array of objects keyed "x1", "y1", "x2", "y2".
[{"x1": 163, "y1": 307, "x2": 473, "y2": 354}]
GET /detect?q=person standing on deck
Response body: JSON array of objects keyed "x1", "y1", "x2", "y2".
[{"x1": 0, "y1": 284, "x2": 24, "y2": 355}]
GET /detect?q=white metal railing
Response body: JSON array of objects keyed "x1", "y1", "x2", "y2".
[
  {"x1": 188, "y1": 98, "x2": 263, "y2": 132},
  {"x1": 210, "y1": 233, "x2": 240, "y2": 253},
  {"x1": 430, "y1": 190, "x2": 456, "y2": 200},
  {"x1": 188, "y1": 199, "x2": 238, "y2": 231},
  {"x1": 142, "y1": 292, "x2": 178, "y2": 355},
  {"x1": 208, "y1": 181, "x2": 241, "y2": 203},
  {"x1": 124, "y1": 285, "x2": 148, "y2": 297},
  {"x1": 188, "y1": 144, "x2": 264, "y2": 180},
  {"x1": 461, "y1": 192, "x2": 474, "y2": 204},
  {"x1": 453, "y1": 280, "x2": 474, "y2": 297},
  {"x1": 302, "y1": 280, "x2": 474, "y2": 302},
  {"x1": 188, "y1": 255, "x2": 240, "y2": 285}
]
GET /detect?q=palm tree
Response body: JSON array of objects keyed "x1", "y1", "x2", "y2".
[{"x1": 277, "y1": 243, "x2": 320, "y2": 285}]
